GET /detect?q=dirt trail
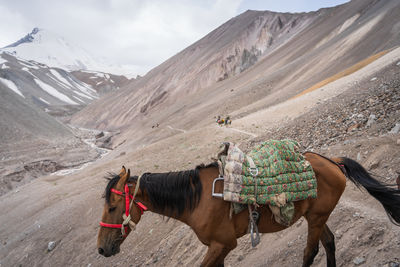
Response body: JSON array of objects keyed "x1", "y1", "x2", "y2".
[
  {"x1": 217, "y1": 125, "x2": 258, "y2": 138},
  {"x1": 167, "y1": 125, "x2": 187, "y2": 133}
]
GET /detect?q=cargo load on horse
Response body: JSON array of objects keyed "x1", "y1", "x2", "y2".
[
  {"x1": 213, "y1": 140, "x2": 317, "y2": 230},
  {"x1": 218, "y1": 140, "x2": 317, "y2": 205}
]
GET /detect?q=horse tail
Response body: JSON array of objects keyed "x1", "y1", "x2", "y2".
[{"x1": 337, "y1": 157, "x2": 400, "y2": 226}]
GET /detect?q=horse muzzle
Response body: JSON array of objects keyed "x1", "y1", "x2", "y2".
[{"x1": 98, "y1": 242, "x2": 120, "y2": 257}]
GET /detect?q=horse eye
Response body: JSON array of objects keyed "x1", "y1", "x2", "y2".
[{"x1": 108, "y1": 207, "x2": 116, "y2": 213}]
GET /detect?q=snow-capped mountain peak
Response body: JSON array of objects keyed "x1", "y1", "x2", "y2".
[
  {"x1": 1, "y1": 28, "x2": 136, "y2": 77},
  {"x1": 4, "y1": 27, "x2": 41, "y2": 48},
  {"x1": 1, "y1": 28, "x2": 95, "y2": 71}
]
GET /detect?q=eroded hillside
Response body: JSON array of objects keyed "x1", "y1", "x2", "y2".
[{"x1": 71, "y1": 0, "x2": 400, "y2": 150}]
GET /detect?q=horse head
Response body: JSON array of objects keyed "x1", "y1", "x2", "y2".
[{"x1": 97, "y1": 166, "x2": 146, "y2": 257}]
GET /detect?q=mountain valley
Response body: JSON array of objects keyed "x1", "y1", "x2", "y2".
[{"x1": 0, "y1": 0, "x2": 399, "y2": 266}]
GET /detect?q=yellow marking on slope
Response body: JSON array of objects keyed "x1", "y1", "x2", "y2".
[{"x1": 293, "y1": 50, "x2": 389, "y2": 99}]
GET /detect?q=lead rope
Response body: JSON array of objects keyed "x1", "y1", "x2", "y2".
[
  {"x1": 121, "y1": 175, "x2": 142, "y2": 236},
  {"x1": 246, "y1": 156, "x2": 260, "y2": 247}
]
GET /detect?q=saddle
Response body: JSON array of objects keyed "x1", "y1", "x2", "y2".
[{"x1": 214, "y1": 140, "x2": 318, "y2": 226}]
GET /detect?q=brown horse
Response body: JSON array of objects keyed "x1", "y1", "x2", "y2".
[{"x1": 97, "y1": 153, "x2": 400, "y2": 266}]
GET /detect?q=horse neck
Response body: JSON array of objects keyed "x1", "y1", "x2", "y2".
[
  {"x1": 135, "y1": 188, "x2": 192, "y2": 223},
  {"x1": 132, "y1": 172, "x2": 200, "y2": 223},
  {"x1": 133, "y1": 165, "x2": 219, "y2": 224}
]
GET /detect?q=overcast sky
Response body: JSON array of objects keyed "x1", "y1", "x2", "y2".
[{"x1": 0, "y1": 0, "x2": 349, "y2": 75}]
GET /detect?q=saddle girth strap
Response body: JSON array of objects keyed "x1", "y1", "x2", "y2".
[{"x1": 246, "y1": 155, "x2": 258, "y2": 203}]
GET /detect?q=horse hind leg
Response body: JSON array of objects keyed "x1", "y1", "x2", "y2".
[
  {"x1": 320, "y1": 224, "x2": 336, "y2": 267},
  {"x1": 302, "y1": 214, "x2": 330, "y2": 267}
]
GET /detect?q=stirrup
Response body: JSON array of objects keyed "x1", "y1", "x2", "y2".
[
  {"x1": 211, "y1": 177, "x2": 224, "y2": 198},
  {"x1": 248, "y1": 205, "x2": 260, "y2": 247}
]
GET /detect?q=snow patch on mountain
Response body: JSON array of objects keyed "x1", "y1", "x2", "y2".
[
  {"x1": 18, "y1": 60, "x2": 40, "y2": 70},
  {"x1": 39, "y1": 97, "x2": 50, "y2": 105},
  {"x1": 20, "y1": 67, "x2": 39, "y2": 79},
  {"x1": 46, "y1": 73, "x2": 69, "y2": 89},
  {"x1": 72, "y1": 95, "x2": 85, "y2": 103},
  {"x1": 0, "y1": 77, "x2": 24, "y2": 98},
  {"x1": 34, "y1": 78, "x2": 78, "y2": 105},
  {"x1": 73, "y1": 90, "x2": 93, "y2": 100},
  {"x1": 49, "y1": 69, "x2": 72, "y2": 87},
  {"x1": 71, "y1": 80, "x2": 98, "y2": 98}
]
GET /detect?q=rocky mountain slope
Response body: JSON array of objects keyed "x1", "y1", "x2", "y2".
[
  {"x1": 0, "y1": 80, "x2": 100, "y2": 195},
  {"x1": 0, "y1": 26, "x2": 133, "y2": 199},
  {"x1": 70, "y1": 70, "x2": 131, "y2": 95},
  {"x1": 0, "y1": 52, "x2": 126, "y2": 195},
  {"x1": 71, "y1": 0, "x2": 400, "y2": 148},
  {"x1": 0, "y1": 52, "x2": 130, "y2": 117}
]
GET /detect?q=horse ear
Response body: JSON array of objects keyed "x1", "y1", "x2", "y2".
[
  {"x1": 118, "y1": 168, "x2": 130, "y2": 186},
  {"x1": 119, "y1": 166, "x2": 127, "y2": 176}
]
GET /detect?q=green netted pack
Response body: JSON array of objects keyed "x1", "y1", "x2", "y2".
[{"x1": 222, "y1": 140, "x2": 317, "y2": 206}]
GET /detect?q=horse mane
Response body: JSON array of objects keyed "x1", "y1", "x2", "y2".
[{"x1": 103, "y1": 162, "x2": 218, "y2": 216}]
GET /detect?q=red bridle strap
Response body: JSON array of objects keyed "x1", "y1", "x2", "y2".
[
  {"x1": 124, "y1": 184, "x2": 130, "y2": 218},
  {"x1": 99, "y1": 184, "x2": 148, "y2": 236},
  {"x1": 99, "y1": 222, "x2": 126, "y2": 228},
  {"x1": 109, "y1": 187, "x2": 148, "y2": 214}
]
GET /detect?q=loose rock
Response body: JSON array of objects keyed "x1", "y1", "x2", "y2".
[
  {"x1": 353, "y1": 256, "x2": 366, "y2": 265},
  {"x1": 389, "y1": 123, "x2": 400, "y2": 134},
  {"x1": 95, "y1": 131, "x2": 104, "y2": 139},
  {"x1": 366, "y1": 114, "x2": 376, "y2": 127},
  {"x1": 383, "y1": 262, "x2": 400, "y2": 267},
  {"x1": 47, "y1": 241, "x2": 56, "y2": 251}
]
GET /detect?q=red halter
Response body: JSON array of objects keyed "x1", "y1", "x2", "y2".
[{"x1": 99, "y1": 184, "x2": 147, "y2": 236}]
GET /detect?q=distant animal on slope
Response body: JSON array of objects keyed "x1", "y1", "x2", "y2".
[
  {"x1": 97, "y1": 153, "x2": 399, "y2": 266},
  {"x1": 216, "y1": 116, "x2": 231, "y2": 126}
]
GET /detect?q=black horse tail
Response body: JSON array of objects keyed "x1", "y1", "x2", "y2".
[{"x1": 338, "y1": 157, "x2": 400, "y2": 226}]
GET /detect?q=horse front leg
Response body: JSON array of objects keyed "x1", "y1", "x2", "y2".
[{"x1": 200, "y1": 241, "x2": 234, "y2": 267}]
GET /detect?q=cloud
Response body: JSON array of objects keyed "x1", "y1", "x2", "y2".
[
  {"x1": 0, "y1": 0, "x2": 242, "y2": 75},
  {"x1": 0, "y1": 5, "x2": 31, "y2": 46}
]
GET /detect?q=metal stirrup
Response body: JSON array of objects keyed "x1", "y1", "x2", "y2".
[{"x1": 248, "y1": 205, "x2": 260, "y2": 247}]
